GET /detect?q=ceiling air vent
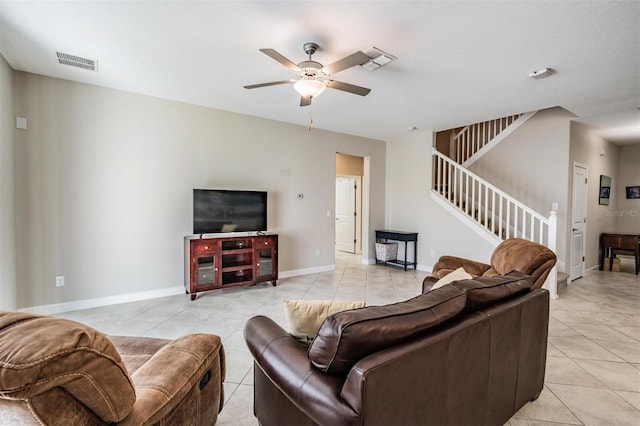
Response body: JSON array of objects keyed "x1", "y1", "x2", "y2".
[
  {"x1": 361, "y1": 47, "x2": 396, "y2": 71},
  {"x1": 56, "y1": 52, "x2": 98, "y2": 71}
]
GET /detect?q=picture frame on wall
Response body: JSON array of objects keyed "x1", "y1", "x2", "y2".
[
  {"x1": 599, "y1": 175, "x2": 611, "y2": 205},
  {"x1": 626, "y1": 186, "x2": 640, "y2": 199}
]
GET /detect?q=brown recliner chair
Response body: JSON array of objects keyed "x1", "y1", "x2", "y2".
[
  {"x1": 0, "y1": 311, "x2": 225, "y2": 425},
  {"x1": 423, "y1": 238, "x2": 557, "y2": 292}
]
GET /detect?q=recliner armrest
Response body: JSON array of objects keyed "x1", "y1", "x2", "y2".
[
  {"x1": 244, "y1": 316, "x2": 360, "y2": 425},
  {"x1": 120, "y1": 334, "x2": 225, "y2": 425},
  {"x1": 432, "y1": 255, "x2": 492, "y2": 277},
  {"x1": 422, "y1": 276, "x2": 439, "y2": 293},
  {"x1": 423, "y1": 256, "x2": 491, "y2": 293}
]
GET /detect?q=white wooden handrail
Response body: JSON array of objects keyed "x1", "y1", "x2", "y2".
[
  {"x1": 433, "y1": 148, "x2": 553, "y2": 243},
  {"x1": 432, "y1": 147, "x2": 558, "y2": 298},
  {"x1": 451, "y1": 113, "x2": 533, "y2": 164}
]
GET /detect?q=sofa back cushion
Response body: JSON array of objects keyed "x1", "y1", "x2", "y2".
[
  {"x1": 452, "y1": 271, "x2": 533, "y2": 311},
  {"x1": 0, "y1": 311, "x2": 135, "y2": 423},
  {"x1": 307, "y1": 286, "x2": 467, "y2": 375}
]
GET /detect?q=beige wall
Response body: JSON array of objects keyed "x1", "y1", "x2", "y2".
[
  {"x1": 569, "y1": 122, "x2": 639, "y2": 270},
  {"x1": 336, "y1": 152, "x2": 364, "y2": 176},
  {"x1": 0, "y1": 54, "x2": 17, "y2": 309},
  {"x1": 616, "y1": 143, "x2": 640, "y2": 233},
  {"x1": 434, "y1": 128, "x2": 462, "y2": 157},
  {"x1": 569, "y1": 121, "x2": 617, "y2": 270},
  {"x1": 469, "y1": 107, "x2": 574, "y2": 268},
  {"x1": 8, "y1": 68, "x2": 633, "y2": 310},
  {"x1": 11, "y1": 71, "x2": 386, "y2": 309},
  {"x1": 385, "y1": 108, "x2": 579, "y2": 271},
  {"x1": 386, "y1": 129, "x2": 496, "y2": 268}
]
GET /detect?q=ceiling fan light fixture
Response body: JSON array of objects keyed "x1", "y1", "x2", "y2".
[{"x1": 294, "y1": 79, "x2": 326, "y2": 98}]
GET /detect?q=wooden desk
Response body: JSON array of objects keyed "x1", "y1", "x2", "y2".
[{"x1": 599, "y1": 233, "x2": 640, "y2": 275}]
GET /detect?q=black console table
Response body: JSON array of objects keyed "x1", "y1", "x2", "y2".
[{"x1": 375, "y1": 230, "x2": 418, "y2": 271}]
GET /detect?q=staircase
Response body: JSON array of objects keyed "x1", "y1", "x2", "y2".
[
  {"x1": 452, "y1": 112, "x2": 535, "y2": 166},
  {"x1": 432, "y1": 112, "x2": 559, "y2": 299}
]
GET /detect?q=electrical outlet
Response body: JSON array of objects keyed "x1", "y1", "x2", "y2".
[
  {"x1": 56, "y1": 276, "x2": 65, "y2": 287},
  {"x1": 430, "y1": 250, "x2": 436, "y2": 257},
  {"x1": 316, "y1": 249, "x2": 321, "y2": 256}
]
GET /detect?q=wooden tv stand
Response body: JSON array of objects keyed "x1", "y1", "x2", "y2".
[{"x1": 184, "y1": 233, "x2": 278, "y2": 300}]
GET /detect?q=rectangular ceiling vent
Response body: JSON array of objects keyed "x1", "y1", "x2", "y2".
[
  {"x1": 56, "y1": 52, "x2": 98, "y2": 71},
  {"x1": 361, "y1": 47, "x2": 396, "y2": 71}
]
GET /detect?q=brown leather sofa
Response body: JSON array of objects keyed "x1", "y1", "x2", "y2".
[
  {"x1": 0, "y1": 311, "x2": 225, "y2": 425},
  {"x1": 244, "y1": 271, "x2": 549, "y2": 426},
  {"x1": 423, "y1": 238, "x2": 557, "y2": 292}
]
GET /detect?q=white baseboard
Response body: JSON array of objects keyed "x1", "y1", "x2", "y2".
[
  {"x1": 20, "y1": 266, "x2": 337, "y2": 315},
  {"x1": 362, "y1": 257, "x2": 431, "y2": 272},
  {"x1": 279, "y1": 264, "x2": 335, "y2": 279},
  {"x1": 417, "y1": 264, "x2": 432, "y2": 273},
  {"x1": 19, "y1": 286, "x2": 185, "y2": 316},
  {"x1": 20, "y1": 261, "x2": 427, "y2": 315}
]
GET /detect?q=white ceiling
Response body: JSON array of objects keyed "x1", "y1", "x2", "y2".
[{"x1": 1, "y1": 1, "x2": 639, "y2": 143}]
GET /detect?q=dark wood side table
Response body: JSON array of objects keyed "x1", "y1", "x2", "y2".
[
  {"x1": 375, "y1": 230, "x2": 418, "y2": 271},
  {"x1": 599, "y1": 233, "x2": 640, "y2": 275}
]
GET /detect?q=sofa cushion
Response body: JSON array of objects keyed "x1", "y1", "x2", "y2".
[
  {"x1": 0, "y1": 311, "x2": 135, "y2": 423},
  {"x1": 451, "y1": 271, "x2": 533, "y2": 311},
  {"x1": 307, "y1": 285, "x2": 467, "y2": 375},
  {"x1": 431, "y1": 267, "x2": 473, "y2": 290},
  {"x1": 283, "y1": 299, "x2": 365, "y2": 343}
]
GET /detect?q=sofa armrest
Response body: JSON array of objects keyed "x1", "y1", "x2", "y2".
[
  {"x1": 244, "y1": 316, "x2": 360, "y2": 425},
  {"x1": 119, "y1": 334, "x2": 225, "y2": 426}
]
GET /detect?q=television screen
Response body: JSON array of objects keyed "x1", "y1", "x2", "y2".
[{"x1": 193, "y1": 189, "x2": 267, "y2": 234}]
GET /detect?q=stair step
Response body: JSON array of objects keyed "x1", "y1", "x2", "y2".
[{"x1": 557, "y1": 272, "x2": 569, "y2": 290}]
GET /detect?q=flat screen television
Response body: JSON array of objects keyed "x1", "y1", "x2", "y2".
[{"x1": 193, "y1": 189, "x2": 267, "y2": 234}]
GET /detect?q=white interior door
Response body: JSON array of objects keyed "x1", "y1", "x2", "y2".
[
  {"x1": 335, "y1": 177, "x2": 356, "y2": 253},
  {"x1": 570, "y1": 163, "x2": 588, "y2": 281}
]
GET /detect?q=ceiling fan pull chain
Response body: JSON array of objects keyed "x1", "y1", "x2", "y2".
[{"x1": 308, "y1": 101, "x2": 313, "y2": 132}]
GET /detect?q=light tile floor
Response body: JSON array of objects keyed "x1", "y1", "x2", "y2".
[{"x1": 56, "y1": 253, "x2": 640, "y2": 426}]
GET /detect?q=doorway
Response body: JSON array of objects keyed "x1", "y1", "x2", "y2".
[
  {"x1": 335, "y1": 153, "x2": 364, "y2": 255},
  {"x1": 335, "y1": 176, "x2": 362, "y2": 253},
  {"x1": 570, "y1": 162, "x2": 588, "y2": 281}
]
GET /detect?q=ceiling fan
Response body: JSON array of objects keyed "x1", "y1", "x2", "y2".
[{"x1": 244, "y1": 42, "x2": 371, "y2": 106}]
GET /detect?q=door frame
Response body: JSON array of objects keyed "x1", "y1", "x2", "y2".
[
  {"x1": 335, "y1": 174, "x2": 362, "y2": 254},
  {"x1": 570, "y1": 162, "x2": 588, "y2": 282}
]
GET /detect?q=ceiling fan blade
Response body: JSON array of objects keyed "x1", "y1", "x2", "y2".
[
  {"x1": 259, "y1": 48, "x2": 300, "y2": 71},
  {"x1": 244, "y1": 80, "x2": 295, "y2": 89},
  {"x1": 324, "y1": 51, "x2": 370, "y2": 75},
  {"x1": 300, "y1": 96, "x2": 311, "y2": 107},
  {"x1": 326, "y1": 80, "x2": 371, "y2": 96}
]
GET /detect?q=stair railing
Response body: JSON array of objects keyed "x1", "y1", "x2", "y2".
[
  {"x1": 432, "y1": 148, "x2": 557, "y2": 250},
  {"x1": 451, "y1": 114, "x2": 524, "y2": 164},
  {"x1": 433, "y1": 142, "x2": 558, "y2": 299}
]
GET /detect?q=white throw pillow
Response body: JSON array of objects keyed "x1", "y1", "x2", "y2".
[
  {"x1": 283, "y1": 299, "x2": 365, "y2": 343},
  {"x1": 431, "y1": 267, "x2": 473, "y2": 290}
]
